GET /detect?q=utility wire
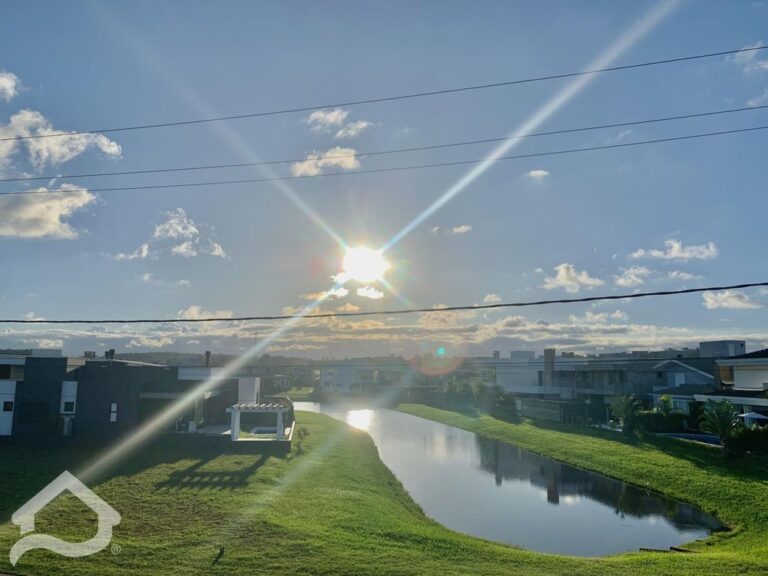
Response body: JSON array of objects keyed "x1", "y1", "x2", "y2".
[
  {"x1": 3, "y1": 281, "x2": 766, "y2": 324},
  {"x1": 2, "y1": 103, "x2": 765, "y2": 185},
  {"x1": 3, "y1": 123, "x2": 766, "y2": 198},
  {"x1": 2, "y1": 44, "x2": 766, "y2": 144}
]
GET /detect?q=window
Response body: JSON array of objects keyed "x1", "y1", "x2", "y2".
[
  {"x1": 62, "y1": 401, "x2": 75, "y2": 413},
  {"x1": 110, "y1": 402, "x2": 118, "y2": 423},
  {"x1": 2, "y1": 401, "x2": 13, "y2": 412}
]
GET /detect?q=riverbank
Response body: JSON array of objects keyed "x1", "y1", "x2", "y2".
[
  {"x1": 397, "y1": 403, "x2": 768, "y2": 571},
  {"x1": 1, "y1": 410, "x2": 766, "y2": 575}
]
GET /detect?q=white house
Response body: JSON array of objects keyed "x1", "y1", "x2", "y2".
[{"x1": 695, "y1": 349, "x2": 768, "y2": 417}]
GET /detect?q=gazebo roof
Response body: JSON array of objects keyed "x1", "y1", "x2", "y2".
[{"x1": 228, "y1": 399, "x2": 292, "y2": 412}]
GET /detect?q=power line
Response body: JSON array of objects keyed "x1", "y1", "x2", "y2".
[
  {"x1": 2, "y1": 44, "x2": 766, "y2": 144},
  {"x1": 3, "y1": 281, "x2": 766, "y2": 324},
  {"x1": 2, "y1": 103, "x2": 765, "y2": 185},
  {"x1": 3, "y1": 123, "x2": 766, "y2": 198}
]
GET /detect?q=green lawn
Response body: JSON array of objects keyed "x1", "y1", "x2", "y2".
[
  {"x1": 0, "y1": 409, "x2": 766, "y2": 575},
  {"x1": 282, "y1": 386, "x2": 315, "y2": 401}
]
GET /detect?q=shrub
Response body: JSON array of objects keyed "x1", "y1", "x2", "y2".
[{"x1": 730, "y1": 425, "x2": 768, "y2": 455}]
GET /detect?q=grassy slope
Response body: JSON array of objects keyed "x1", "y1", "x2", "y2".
[{"x1": 0, "y1": 409, "x2": 764, "y2": 575}]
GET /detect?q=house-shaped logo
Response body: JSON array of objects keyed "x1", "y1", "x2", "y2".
[{"x1": 10, "y1": 470, "x2": 120, "y2": 566}]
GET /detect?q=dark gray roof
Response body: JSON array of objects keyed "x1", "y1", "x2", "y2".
[
  {"x1": 732, "y1": 348, "x2": 768, "y2": 360},
  {"x1": 654, "y1": 383, "x2": 715, "y2": 396}
]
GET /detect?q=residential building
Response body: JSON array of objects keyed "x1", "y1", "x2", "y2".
[
  {"x1": 0, "y1": 352, "x2": 259, "y2": 441},
  {"x1": 695, "y1": 348, "x2": 768, "y2": 417}
]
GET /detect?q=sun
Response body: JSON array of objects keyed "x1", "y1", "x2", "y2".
[{"x1": 342, "y1": 246, "x2": 390, "y2": 283}]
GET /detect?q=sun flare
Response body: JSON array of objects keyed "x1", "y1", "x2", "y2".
[{"x1": 342, "y1": 246, "x2": 390, "y2": 283}]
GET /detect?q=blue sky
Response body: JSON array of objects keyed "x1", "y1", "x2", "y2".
[{"x1": 0, "y1": 0, "x2": 767, "y2": 357}]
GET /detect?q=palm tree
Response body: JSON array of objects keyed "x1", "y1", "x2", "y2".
[
  {"x1": 700, "y1": 400, "x2": 741, "y2": 454},
  {"x1": 611, "y1": 395, "x2": 642, "y2": 437}
]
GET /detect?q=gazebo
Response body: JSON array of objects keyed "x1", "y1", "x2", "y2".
[{"x1": 226, "y1": 398, "x2": 294, "y2": 441}]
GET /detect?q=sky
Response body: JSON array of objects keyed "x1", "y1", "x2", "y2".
[{"x1": 0, "y1": 0, "x2": 767, "y2": 358}]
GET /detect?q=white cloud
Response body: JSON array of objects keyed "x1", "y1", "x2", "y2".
[
  {"x1": 0, "y1": 71, "x2": 21, "y2": 102},
  {"x1": 290, "y1": 146, "x2": 360, "y2": 176},
  {"x1": 630, "y1": 239, "x2": 718, "y2": 261},
  {"x1": 171, "y1": 241, "x2": 197, "y2": 258},
  {"x1": 304, "y1": 108, "x2": 349, "y2": 131},
  {"x1": 450, "y1": 224, "x2": 472, "y2": 235},
  {"x1": 483, "y1": 293, "x2": 502, "y2": 304},
  {"x1": 534, "y1": 267, "x2": 544, "y2": 274},
  {"x1": 430, "y1": 226, "x2": 441, "y2": 234},
  {"x1": 177, "y1": 305, "x2": 234, "y2": 319},
  {"x1": 703, "y1": 290, "x2": 763, "y2": 310},
  {"x1": 24, "y1": 311, "x2": 45, "y2": 321},
  {"x1": 525, "y1": 169, "x2": 550, "y2": 182},
  {"x1": 115, "y1": 243, "x2": 150, "y2": 261},
  {"x1": 543, "y1": 263, "x2": 605, "y2": 293},
  {"x1": 206, "y1": 241, "x2": 227, "y2": 258},
  {"x1": 116, "y1": 209, "x2": 226, "y2": 261},
  {"x1": 301, "y1": 287, "x2": 349, "y2": 301},
  {"x1": 337, "y1": 302, "x2": 361, "y2": 313},
  {"x1": 569, "y1": 310, "x2": 628, "y2": 323},
  {"x1": 24, "y1": 338, "x2": 63, "y2": 349},
  {"x1": 729, "y1": 41, "x2": 768, "y2": 75},
  {"x1": 0, "y1": 184, "x2": 96, "y2": 238},
  {"x1": 140, "y1": 273, "x2": 190, "y2": 287},
  {"x1": 668, "y1": 270, "x2": 702, "y2": 281},
  {"x1": 127, "y1": 335, "x2": 175, "y2": 348},
  {"x1": 747, "y1": 87, "x2": 768, "y2": 107},
  {"x1": 335, "y1": 120, "x2": 373, "y2": 139},
  {"x1": 153, "y1": 208, "x2": 199, "y2": 240},
  {"x1": 0, "y1": 109, "x2": 121, "y2": 170},
  {"x1": 357, "y1": 286, "x2": 384, "y2": 300},
  {"x1": 614, "y1": 266, "x2": 652, "y2": 287}
]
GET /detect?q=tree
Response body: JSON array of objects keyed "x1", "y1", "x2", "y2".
[
  {"x1": 700, "y1": 400, "x2": 742, "y2": 454},
  {"x1": 656, "y1": 394, "x2": 674, "y2": 418},
  {"x1": 611, "y1": 394, "x2": 642, "y2": 437}
]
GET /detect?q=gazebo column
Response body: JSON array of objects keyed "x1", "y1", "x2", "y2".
[
  {"x1": 230, "y1": 410, "x2": 241, "y2": 441},
  {"x1": 276, "y1": 410, "x2": 284, "y2": 440}
]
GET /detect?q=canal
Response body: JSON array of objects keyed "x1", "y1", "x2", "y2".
[{"x1": 295, "y1": 403, "x2": 723, "y2": 556}]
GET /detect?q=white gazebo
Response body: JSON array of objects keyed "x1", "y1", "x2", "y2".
[{"x1": 226, "y1": 399, "x2": 293, "y2": 441}]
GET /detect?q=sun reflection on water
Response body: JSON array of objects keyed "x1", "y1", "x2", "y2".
[{"x1": 346, "y1": 409, "x2": 374, "y2": 431}]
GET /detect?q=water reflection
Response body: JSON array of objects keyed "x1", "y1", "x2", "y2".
[
  {"x1": 345, "y1": 409, "x2": 374, "y2": 431},
  {"x1": 297, "y1": 403, "x2": 723, "y2": 556},
  {"x1": 475, "y1": 437, "x2": 723, "y2": 532}
]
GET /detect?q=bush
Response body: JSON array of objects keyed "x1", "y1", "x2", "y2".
[
  {"x1": 730, "y1": 426, "x2": 768, "y2": 455},
  {"x1": 636, "y1": 410, "x2": 688, "y2": 433}
]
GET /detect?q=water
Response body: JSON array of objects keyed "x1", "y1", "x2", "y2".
[{"x1": 296, "y1": 403, "x2": 724, "y2": 557}]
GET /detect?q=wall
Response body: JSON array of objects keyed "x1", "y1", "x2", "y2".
[
  {"x1": 734, "y1": 366, "x2": 768, "y2": 391},
  {"x1": 12, "y1": 357, "x2": 67, "y2": 439}
]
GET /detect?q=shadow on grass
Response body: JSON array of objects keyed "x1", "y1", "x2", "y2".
[
  {"x1": 155, "y1": 452, "x2": 274, "y2": 491},
  {"x1": 0, "y1": 434, "x2": 289, "y2": 520}
]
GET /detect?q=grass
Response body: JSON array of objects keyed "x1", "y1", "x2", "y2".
[
  {"x1": 0, "y1": 408, "x2": 766, "y2": 575},
  {"x1": 282, "y1": 387, "x2": 315, "y2": 401}
]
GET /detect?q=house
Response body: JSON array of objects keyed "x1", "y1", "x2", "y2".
[
  {"x1": 0, "y1": 352, "x2": 260, "y2": 441},
  {"x1": 695, "y1": 348, "x2": 768, "y2": 418},
  {"x1": 649, "y1": 359, "x2": 716, "y2": 414}
]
